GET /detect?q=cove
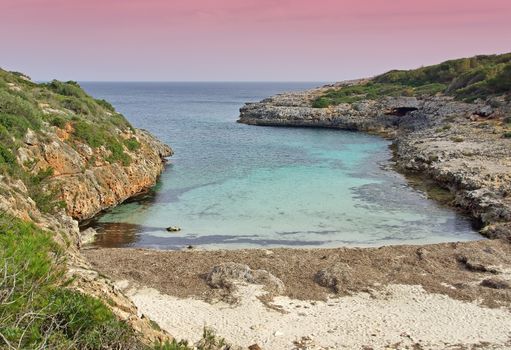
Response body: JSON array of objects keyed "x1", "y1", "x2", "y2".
[{"x1": 81, "y1": 82, "x2": 481, "y2": 250}]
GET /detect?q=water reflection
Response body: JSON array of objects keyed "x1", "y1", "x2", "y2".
[{"x1": 90, "y1": 221, "x2": 330, "y2": 250}]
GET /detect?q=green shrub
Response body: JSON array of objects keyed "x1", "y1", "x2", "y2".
[
  {"x1": 503, "y1": 132, "x2": 511, "y2": 138},
  {"x1": 106, "y1": 139, "x2": 131, "y2": 166},
  {"x1": 46, "y1": 80, "x2": 87, "y2": 99},
  {"x1": 0, "y1": 112, "x2": 32, "y2": 138},
  {"x1": 73, "y1": 120, "x2": 105, "y2": 147},
  {"x1": 73, "y1": 121, "x2": 132, "y2": 165},
  {"x1": 488, "y1": 64, "x2": 511, "y2": 92},
  {"x1": 312, "y1": 97, "x2": 331, "y2": 108},
  {"x1": 61, "y1": 96, "x2": 91, "y2": 114},
  {"x1": 154, "y1": 339, "x2": 192, "y2": 350},
  {"x1": 95, "y1": 98, "x2": 115, "y2": 112},
  {"x1": 125, "y1": 137, "x2": 141, "y2": 151},
  {"x1": 50, "y1": 289, "x2": 137, "y2": 349},
  {"x1": 0, "y1": 144, "x2": 16, "y2": 165},
  {"x1": 23, "y1": 167, "x2": 66, "y2": 214},
  {"x1": 153, "y1": 327, "x2": 230, "y2": 350},
  {"x1": 0, "y1": 214, "x2": 143, "y2": 349},
  {"x1": 0, "y1": 91, "x2": 41, "y2": 133},
  {"x1": 312, "y1": 53, "x2": 511, "y2": 108},
  {"x1": 50, "y1": 115, "x2": 68, "y2": 128},
  {"x1": 0, "y1": 90, "x2": 39, "y2": 120}
]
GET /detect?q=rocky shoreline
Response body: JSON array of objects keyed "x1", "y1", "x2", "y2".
[{"x1": 238, "y1": 85, "x2": 511, "y2": 240}]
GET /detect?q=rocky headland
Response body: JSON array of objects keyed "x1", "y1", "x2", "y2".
[
  {"x1": 238, "y1": 56, "x2": 511, "y2": 240},
  {"x1": 0, "y1": 69, "x2": 172, "y2": 347}
]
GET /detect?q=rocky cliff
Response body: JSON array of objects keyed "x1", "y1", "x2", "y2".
[
  {"x1": 18, "y1": 127, "x2": 171, "y2": 221},
  {"x1": 239, "y1": 54, "x2": 511, "y2": 239},
  {"x1": 0, "y1": 69, "x2": 172, "y2": 345}
]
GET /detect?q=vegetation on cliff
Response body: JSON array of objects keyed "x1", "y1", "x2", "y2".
[
  {"x1": 0, "y1": 69, "x2": 141, "y2": 201},
  {"x1": 0, "y1": 70, "x2": 135, "y2": 214},
  {"x1": 0, "y1": 69, "x2": 169, "y2": 349},
  {"x1": 0, "y1": 214, "x2": 144, "y2": 349},
  {"x1": 312, "y1": 53, "x2": 511, "y2": 107}
]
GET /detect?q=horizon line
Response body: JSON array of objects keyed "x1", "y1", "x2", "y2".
[{"x1": 73, "y1": 80, "x2": 330, "y2": 83}]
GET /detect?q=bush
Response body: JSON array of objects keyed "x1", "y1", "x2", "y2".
[
  {"x1": 95, "y1": 98, "x2": 115, "y2": 112},
  {"x1": 106, "y1": 139, "x2": 131, "y2": 166},
  {"x1": 503, "y1": 132, "x2": 511, "y2": 138},
  {"x1": 307, "y1": 53, "x2": 511, "y2": 107},
  {"x1": 61, "y1": 97, "x2": 91, "y2": 114},
  {"x1": 489, "y1": 64, "x2": 511, "y2": 92},
  {"x1": 0, "y1": 91, "x2": 41, "y2": 134},
  {"x1": 50, "y1": 115, "x2": 68, "y2": 128},
  {"x1": 0, "y1": 90, "x2": 40, "y2": 121},
  {"x1": 124, "y1": 137, "x2": 141, "y2": 151},
  {"x1": 0, "y1": 214, "x2": 143, "y2": 349},
  {"x1": 0, "y1": 112, "x2": 32, "y2": 138},
  {"x1": 312, "y1": 97, "x2": 331, "y2": 108},
  {"x1": 0, "y1": 144, "x2": 16, "y2": 165},
  {"x1": 153, "y1": 327, "x2": 230, "y2": 350},
  {"x1": 46, "y1": 80, "x2": 87, "y2": 99},
  {"x1": 50, "y1": 289, "x2": 137, "y2": 349}
]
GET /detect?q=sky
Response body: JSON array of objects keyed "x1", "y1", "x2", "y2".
[{"x1": 1, "y1": 0, "x2": 510, "y2": 81}]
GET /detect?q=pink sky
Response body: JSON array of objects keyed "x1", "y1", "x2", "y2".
[{"x1": 1, "y1": 0, "x2": 510, "y2": 81}]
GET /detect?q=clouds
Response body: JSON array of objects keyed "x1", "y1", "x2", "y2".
[{"x1": 0, "y1": 0, "x2": 510, "y2": 81}]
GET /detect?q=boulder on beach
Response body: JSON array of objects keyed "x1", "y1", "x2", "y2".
[
  {"x1": 314, "y1": 263, "x2": 352, "y2": 293},
  {"x1": 206, "y1": 262, "x2": 285, "y2": 294}
]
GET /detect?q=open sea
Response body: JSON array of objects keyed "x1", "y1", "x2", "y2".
[{"x1": 81, "y1": 82, "x2": 481, "y2": 249}]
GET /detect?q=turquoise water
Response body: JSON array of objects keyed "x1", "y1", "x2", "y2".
[{"x1": 81, "y1": 82, "x2": 481, "y2": 249}]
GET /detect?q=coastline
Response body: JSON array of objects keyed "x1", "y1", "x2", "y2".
[
  {"x1": 238, "y1": 88, "x2": 511, "y2": 240},
  {"x1": 81, "y1": 81, "x2": 511, "y2": 348}
]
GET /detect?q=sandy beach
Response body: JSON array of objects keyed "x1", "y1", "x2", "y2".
[{"x1": 85, "y1": 239, "x2": 511, "y2": 349}]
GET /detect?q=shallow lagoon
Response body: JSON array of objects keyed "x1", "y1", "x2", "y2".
[{"x1": 81, "y1": 82, "x2": 481, "y2": 249}]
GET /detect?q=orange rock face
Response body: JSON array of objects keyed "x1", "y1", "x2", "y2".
[{"x1": 19, "y1": 129, "x2": 172, "y2": 221}]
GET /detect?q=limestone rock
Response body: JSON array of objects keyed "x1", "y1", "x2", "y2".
[
  {"x1": 206, "y1": 262, "x2": 285, "y2": 294},
  {"x1": 80, "y1": 227, "x2": 98, "y2": 246},
  {"x1": 314, "y1": 263, "x2": 352, "y2": 293}
]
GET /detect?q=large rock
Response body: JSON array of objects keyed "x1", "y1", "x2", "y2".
[
  {"x1": 314, "y1": 263, "x2": 352, "y2": 293},
  {"x1": 206, "y1": 262, "x2": 285, "y2": 294}
]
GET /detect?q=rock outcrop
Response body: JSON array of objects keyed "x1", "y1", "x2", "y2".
[
  {"x1": 0, "y1": 70, "x2": 173, "y2": 344},
  {"x1": 18, "y1": 127, "x2": 172, "y2": 220},
  {"x1": 238, "y1": 87, "x2": 511, "y2": 239}
]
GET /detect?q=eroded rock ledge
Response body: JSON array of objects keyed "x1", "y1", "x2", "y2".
[{"x1": 238, "y1": 87, "x2": 511, "y2": 239}]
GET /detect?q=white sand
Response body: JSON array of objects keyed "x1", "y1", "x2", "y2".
[{"x1": 121, "y1": 282, "x2": 511, "y2": 349}]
